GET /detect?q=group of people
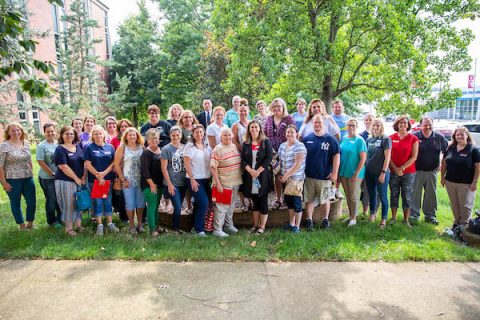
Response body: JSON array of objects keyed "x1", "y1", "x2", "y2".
[{"x1": 0, "y1": 96, "x2": 479, "y2": 238}]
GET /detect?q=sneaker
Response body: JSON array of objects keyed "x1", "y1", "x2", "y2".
[
  {"x1": 305, "y1": 219, "x2": 314, "y2": 232},
  {"x1": 408, "y1": 216, "x2": 420, "y2": 225},
  {"x1": 347, "y1": 219, "x2": 357, "y2": 227},
  {"x1": 213, "y1": 230, "x2": 229, "y2": 238},
  {"x1": 129, "y1": 227, "x2": 138, "y2": 234},
  {"x1": 151, "y1": 230, "x2": 160, "y2": 237},
  {"x1": 195, "y1": 231, "x2": 207, "y2": 237},
  {"x1": 291, "y1": 226, "x2": 300, "y2": 233},
  {"x1": 54, "y1": 223, "x2": 63, "y2": 229},
  {"x1": 224, "y1": 226, "x2": 238, "y2": 234},
  {"x1": 321, "y1": 219, "x2": 331, "y2": 229},
  {"x1": 107, "y1": 223, "x2": 120, "y2": 233},
  {"x1": 96, "y1": 224, "x2": 104, "y2": 236},
  {"x1": 402, "y1": 220, "x2": 412, "y2": 228},
  {"x1": 335, "y1": 189, "x2": 343, "y2": 199},
  {"x1": 137, "y1": 225, "x2": 145, "y2": 233},
  {"x1": 425, "y1": 217, "x2": 439, "y2": 225},
  {"x1": 282, "y1": 224, "x2": 294, "y2": 231}
]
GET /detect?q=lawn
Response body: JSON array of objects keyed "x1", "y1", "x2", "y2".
[{"x1": 0, "y1": 147, "x2": 479, "y2": 262}]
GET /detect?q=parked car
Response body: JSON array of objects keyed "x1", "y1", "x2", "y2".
[
  {"x1": 463, "y1": 123, "x2": 480, "y2": 146},
  {"x1": 411, "y1": 123, "x2": 452, "y2": 140}
]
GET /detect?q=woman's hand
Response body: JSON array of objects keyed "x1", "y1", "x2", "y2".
[
  {"x1": 351, "y1": 174, "x2": 358, "y2": 184},
  {"x1": 394, "y1": 167, "x2": 404, "y2": 176},
  {"x1": 249, "y1": 168, "x2": 260, "y2": 179},
  {"x1": 190, "y1": 179, "x2": 199, "y2": 192},
  {"x1": 1, "y1": 181, "x2": 12, "y2": 192},
  {"x1": 123, "y1": 179, "x2": 130, "y2": 189},
  {"x1": 378, "y1": 172, "x2": 385, "y2": 184},
  {"x1": 470, "y1": 182, "x2": 477, "y2": 192},
  {"x1": 98, "y1": 178, "x2": 105, "y2": 186},
  {"x1": 440, "y1": 176, "x2": 445, "y2": 187},
  {"x1": 150, "y1": 184, "x2": 157, "y2": 194},
  {"x1": 216, "y1": 183, "x2": 224, "y2": 193},
  {"x1": 74, "y1": 177, "x2": 83, "y2": 186},
  {"x1": 168, "y1": 182, "x2": 176, "y2": 196},
  {"x1": 278, "y1": 175, "x2": 287, "y2": 183}
]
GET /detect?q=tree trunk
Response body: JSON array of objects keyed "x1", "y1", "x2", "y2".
[{"x1": 133, "y1": 105, "x2": 138, "y2": 127}]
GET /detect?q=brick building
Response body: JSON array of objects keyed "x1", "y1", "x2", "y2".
[{"x1": 0, "y1": 0, "x2": 111, "y2": 140}]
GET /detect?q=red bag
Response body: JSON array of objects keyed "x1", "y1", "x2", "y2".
[
  {"x1": 212, "y1": 186, "x2": 233, "y2": 205},
  {"x1": 91, "y1": 180, "x2": 111, "y2": 199}
]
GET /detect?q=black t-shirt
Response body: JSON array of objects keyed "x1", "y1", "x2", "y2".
[
  {"x1": 140, "y1": 120, "x2": 172, "y2": 148},
  {"x1": 445, "y1": 144, "x2": 480, "y2": 184},
  {"x1": 54, "y1": 144, "x2": 84, "y2": 182},
  {"x1": 414, "y1": 131, "x2": 448, "y2": 171},
  {"x1": 140, "y1": 149, "x2": 163, "y2": 190}
]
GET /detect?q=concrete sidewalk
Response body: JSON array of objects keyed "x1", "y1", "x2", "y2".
[{"x1": 0, "y1": 260, "x2": 479, "y2": 320}]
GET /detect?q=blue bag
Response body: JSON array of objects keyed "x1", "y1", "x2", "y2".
[{"x1": 74, "y1": 185, "x2": 92, "y2": 211}]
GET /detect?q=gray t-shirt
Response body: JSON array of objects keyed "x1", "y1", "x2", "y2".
[
  {"x1": 36, "y1": 140, "x2": 58, "y2": 179},
  {"x1": 366, "y1": 135, "x2": 392, "y2": 175},
  {"x1": 161, "y1": 143, "x2": 186, "y2": 187}
]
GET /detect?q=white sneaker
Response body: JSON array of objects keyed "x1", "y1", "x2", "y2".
[
  {"x1": 96, "y1": 224, "x2": 104, "y2": 236},
  {"x1": 335, "y1": 189, "x2": 344, "y2": 199},
  {"x1": 213, "y1": 230, "x2": 229, "y2": 238},
  {"x1": 224, "y1": 226, "x2": 238, "y2": 234},
  {"x1": 195, "y1": 231, "x2": 207, "y2": 237},
  {"x1": 348, "y1": 219, "x2": 357, "y2": 227},
  {"x1": 107, "y1": 223, "x2": 119, "y2": 233}
]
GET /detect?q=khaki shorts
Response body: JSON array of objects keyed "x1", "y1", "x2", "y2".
[{"x1": 304, "y1": 177, "x2": 331, "y2": 205}]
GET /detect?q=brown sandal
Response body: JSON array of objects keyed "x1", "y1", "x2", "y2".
[
  {"x1": 255, "y1": 227, "x2": 265, "y2": 235},
  {"x1": 66, "y1": 230, "x2": 77, "y2": 236}
]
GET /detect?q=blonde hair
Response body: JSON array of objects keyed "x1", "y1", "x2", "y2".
[
  {"x1": 371, "y1": 118, "x2": 385, "y2": 137},
  {"x1": 212, "y1": 106, "x2": 226, "y2": 117},
  {"x1": 178, "y1": 110, "x2": 199, "y2": 128},
  {"x1": 4, "y1": 122, "x2": 26, "y2": 141},
  {"x1": 305, "y1": 99, "x2": 327, "y2": 123},
  {"x1": 121, "y1": 127, "x2": 144, "y2": 146},
  {"x1": 168, "y1": 104, "x2": 184, "y2": 120},
  {"x1": 90, "y1": 125, "x2": 106, "y2": 143},
  {"x1": 145, "y1": 128, "x2": 160, "y2": 140},
  {"x1": 452, "y1": 126, "x2": 474, "y2": 145},
  {"x1": 268, "y1": 98, "x2": 289, "y2": 117}
]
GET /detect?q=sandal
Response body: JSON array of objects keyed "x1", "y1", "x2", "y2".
[
  {"x1": 151, "y1": 230, "x2": 160, "y2": 237},
  {"x1": 129, "y1": 227, "x2": 138, "y2": 234},
  {"x1": 76, "y1": 226, "x2": 86, "y2": 233},
  {"x1": 255, "y1": 227, "x2": 265, "y2": 235},
  {"x1": 66, "y1": 229, "x2": 77, "y2": 236},
  {"x1": 249, "y1": 226, "x2": 258, "y2": 233},
  {"x1": 156, "y1": 226, "x2": 166, "y2": 233},
  {"x1": 379, "y1": 221, "x2": 386, "y2": 229},
  {"x1": 273, "y1": 201, "x2": 282, "y2": 210}
]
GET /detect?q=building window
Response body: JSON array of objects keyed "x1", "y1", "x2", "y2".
[{"x1": 19, "y1": 111, "x2": 26, "y2": 121}]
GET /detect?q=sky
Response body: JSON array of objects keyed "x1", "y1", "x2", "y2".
[{"x1": 102, "y1": 0, "x2": 480, "y2": 90}]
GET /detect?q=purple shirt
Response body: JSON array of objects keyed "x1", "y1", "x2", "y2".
[{"x1": 264, "y1": 115, "x2": 295, "y2": 151}]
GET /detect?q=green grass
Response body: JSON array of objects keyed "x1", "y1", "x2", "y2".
[{"x1": 0, "y1": 146, "x2": 479, "y2": 261}]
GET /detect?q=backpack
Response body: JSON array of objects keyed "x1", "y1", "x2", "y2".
[{"x1": 468, "y1": 210, "x2": 480, "y2": 235}]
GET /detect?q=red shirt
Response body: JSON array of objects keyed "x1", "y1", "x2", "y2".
[
  {"x1": 389, "y1": 133, "x2": 419, "y2": 174},
  {"x1": 110, "y1": 137, "x2": 121, "y2": 150}
]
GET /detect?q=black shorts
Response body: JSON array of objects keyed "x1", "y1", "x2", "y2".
[{"x1": 250, "y1": 194, "x2": 269, "y2": 215}]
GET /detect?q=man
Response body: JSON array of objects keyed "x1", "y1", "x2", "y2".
[
  {"x1": 140, "y1": 104, "x2": 172, "y2": 148},
  {"x1": 223, "y1": 95, "x2": 242, "y2": 128},
  {"x1": 303, "y1": 115, "x2": 340, "y2": 231},
  {"x1": 331, "y1": 100, "x2": 350, "y2": 141},
  {"x1": 411, "y1": 117, "x2": 448, "y2": 225},
  {"x1": 196, "y1": 99, "x2": 212, "y2": 129}
]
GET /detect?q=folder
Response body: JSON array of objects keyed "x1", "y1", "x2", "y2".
[
  {"x1": 212, "y1": 186, "x2": 233, "y2": 205},
  {"x1": 91, "y1": 180, "x2": 111, "y2": 199}
]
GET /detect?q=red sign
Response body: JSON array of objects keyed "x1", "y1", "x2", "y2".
[{"x1": 468, "y1": 75, "x2": 475, "y2": 89}]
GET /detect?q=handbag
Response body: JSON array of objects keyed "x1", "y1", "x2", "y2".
[
  {"x1": 284, "y1": 178, "x2": 304, "y2": 197},
  {"x1": 74, "y1": 185, "x2": 92, "y2": 211}
]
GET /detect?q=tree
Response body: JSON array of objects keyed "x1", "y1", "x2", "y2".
[{"x1": 212, "y1": 0, "x2": 479, "y2": 116}]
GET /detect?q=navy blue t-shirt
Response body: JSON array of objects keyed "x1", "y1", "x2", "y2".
[
  {"x1": 83, "y1": 143, "x2": 115, "y2": 182},
  {"x1": 445, "y1": 144, "x2": 480, "y2": 184},
  {"x1": 304, "y1": 133, "x2": 340, "y2": 180},
  {"x1": 54, "y1": 144, "x2": 84, "y2": 182}
]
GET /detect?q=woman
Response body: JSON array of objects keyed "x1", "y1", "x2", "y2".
[
  {"x1": 264, "y1": 98, "x2": 295, "y2": 209},
  {"x1": 36, "y1": 123, "x2": 61, "y2": 227},
  {"x1": 104, "y1": 116, "x2": 118, "y2": 144},
  {"x1": 53, "y1": 126, "x2": 86, "y2": 235},
  {"x1": 206, "y1": 106, "x2": 228, "y2": 149},
  {"x1": 232, "y1": 101, "x2": 250, "y2": 151},
  {"x1": 178, "y1": 110, "x2": 199, "y2": 144},
  {"x1": 339, "y1": 119, "x2": 367, "y2": 227},
  {"x1": 167, "y1": 103, "x2": 184, "y2": 126},
  {"x1": 79, "y1": 115, "x2": 96, "y2": 149},
  {"x1": 365, "y1": 119, "x2": 392, "y2": 228},
  {"x1": 71, "y1": 117, "x2": 83, "y2": 137},
  {"x1": 278, "y1": 125, "x2": 307, "y2": 233},
  {"x1": 184, "y1": 124, "x2": 212, "y2": 236},
  {"x1": 299, "y1": 99, "x2": 340, "y2": 140},
  {"x1": 292, "y1": 98, "x2": 307, "y2": 130},
  {"x1": 210, "y1": 128, "x2": 242, "y2": 238},
  {"x1": 110, "y1": 118, "x2": 132, "y2": 223},
  {"x1": 253, "y1": 100, "x2": 269, "y2": 129},
  {"x1": 114, "y1": 127, "x2": 145, "y2": 234},
  {"x1": 161, "y1": 126, "x2": 187, "y2": 233},
  {"x1": 84, "y1": 125, "x2": 119, "y2": 236},
  {"x1": 241, "y1": 120, "x2": 273, "y2": 234},
  {"x1": 441, "y1": 127, "x2": 480, "y2": 229},
  {"x1": 389, "y1": 115, "x2": 419, "y2": 227},
  {"x1": 359, "y1": 113, "x2": 375, "y2": 216},
  {"x1": 110, "y1": 119, "x2": 132, "y2": 150},
  {"x1": 141, "y1": 129, "x2": 164, "y2": 236},
  {"x1": 0, "y1": 122, "x2": 36, "y2": 230}
]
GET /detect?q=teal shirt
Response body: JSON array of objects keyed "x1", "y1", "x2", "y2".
[
  {"x1": 339, "y1": 135, "x2": 367, "y2": 179},
  {"x1": 36, "y1": 140, "x2": 58, "y2": 179},
  {"x1": 223, "y1": 109, "x2": 251, "y2": 128}
]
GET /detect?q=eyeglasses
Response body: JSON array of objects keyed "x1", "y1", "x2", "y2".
[
  {"x1": 149, "y1": 112, "x2": 159, "y2": 115},
  {"x1": 347, "y1": 124, "x2": 357, "y2": 127},
  {"x1": 64, "y1": 133, "x2": 75, "y2": 136}
]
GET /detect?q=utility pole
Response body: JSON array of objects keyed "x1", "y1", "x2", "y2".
[{"x1": 474, "y1": 58, "x2": 479, "y2": 121}]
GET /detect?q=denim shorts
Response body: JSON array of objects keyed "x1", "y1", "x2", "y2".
[
  {"x1": 284, "y1": 195, "x2": 303, "y2": 213},
  {"x1": 123, "y1": 185, "x2": 146, "y2": 211}
]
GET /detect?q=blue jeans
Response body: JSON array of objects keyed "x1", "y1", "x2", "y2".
[
  {"x1": 365, "y1": 171, "x2": 390, "y2": 220},
  {"x1": 6, "y1": 177, "x2": 36, "y2": 224},
  {"x1": 187, "y1": 179, "x2": 210, "y2": 233},
  {"x1": 39, "y1": 177, "x2": 62, "y2": 225},
  {"x1": 389, "y1": 173, "x2": 416, "y2": 210},
  {"x1": 164, "y1": 185, "x2": 187, "y2": 230},
  {"x1": 123, "y1": 184, "x2": 146, "y2": 211},
  {"x1": 88, "y1": 182, "x2": 113, "y2": 217}
]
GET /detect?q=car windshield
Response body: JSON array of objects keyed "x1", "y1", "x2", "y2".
[{"x1": 464, "y1": 125, "x2": 480, "y2": 133}]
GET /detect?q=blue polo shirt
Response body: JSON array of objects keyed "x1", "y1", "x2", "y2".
[
  {"x1": 304, "y1": 133, "x2": 340, "y2": 180},
  {"x1": 83, "y1": 143, "x2": 115, "y2": 182}
]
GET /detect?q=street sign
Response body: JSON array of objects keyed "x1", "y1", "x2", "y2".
[{"x1": 468, "y1": 75, "x2": 475, "y2": 89}]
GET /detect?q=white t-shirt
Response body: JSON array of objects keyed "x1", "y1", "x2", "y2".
[
  {"x1": 206, "y1": 122, "x2": 227, "y2": 146},
  {"x1": 299, "y1": 116, "x2": 340, "y2": 139},
  {"x1": 183, "y1": 143, "x2": 212, "y2": 179}
]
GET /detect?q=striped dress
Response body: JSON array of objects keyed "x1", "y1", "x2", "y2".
[{"x1": 210, "y1": 143, "x2": 242, "y2": 188}]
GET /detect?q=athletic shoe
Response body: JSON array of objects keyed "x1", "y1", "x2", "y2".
[
  {"x1": 107, "y1": 223, "x2": 119, "y2": 233},
  {"x1": 347, "y1": 219, "x2": 357, "y2": 227},
  {"x1": 291, "y1": 226, "x2": 300, "y2": 233},
  {"x1": 305, "y1": 219, "x2": 314, "y2": 231},
  {"x1": 96, "y1": 224, "x2": 104, "y2": 236},
  {"x1": 213, "y1": 230, "x2": 229, "y2": 238},
  {"x1": 321, "y1": 219, "x2": 331, "y2": 229},
  {"x1": 224, "y1": 226, "x2": 238, "y2": 234}
]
